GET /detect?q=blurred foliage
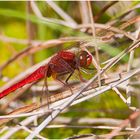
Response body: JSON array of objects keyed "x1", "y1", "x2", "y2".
[{"x1": 0, "y1": 1, "x2": 140, "y2": 139}]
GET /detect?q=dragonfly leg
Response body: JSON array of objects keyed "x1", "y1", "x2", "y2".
[
  {"x1": 40, "y1": 85, "x2": 50, "y2": 107},
  {"x1": 40, "y1": 68, "x2": 50, "y2": 109},
  {"x1": 65, "y1": 72, "x2": 73, "y2": 84},
  {"x1": 56, "y1": 77, "x2": 73, "y2": 95},
  {"x1": 77, "y1": 69, "x2": 87, "y2": 82}
]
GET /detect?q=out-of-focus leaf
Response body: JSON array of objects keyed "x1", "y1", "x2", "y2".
[
  {"x1": 0, "y1": 8, "x2": 84, "y2": 36},
  {"x1": 100, "y1": 43, "x2": 129, "y2": 62}
]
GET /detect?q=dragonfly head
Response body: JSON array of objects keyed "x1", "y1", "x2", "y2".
[{"x1": 79, "y1": 51, "x2": 92, "y2": 68}]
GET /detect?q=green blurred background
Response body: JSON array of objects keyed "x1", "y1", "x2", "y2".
[{"x1": 0, "y1": 1, "x2": 139, "y2": 139}]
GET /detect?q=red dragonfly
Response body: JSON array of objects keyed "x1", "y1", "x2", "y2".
[{"x1": 0, "y1": 50, "x2": 92, "y2": 99}]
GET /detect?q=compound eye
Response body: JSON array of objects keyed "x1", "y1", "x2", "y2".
[
  {"x1": 79, "y1": 51, "x2": 92, "y2": 68},
  {"x1": 79, "y1": 53, "x2": 86, "y2": 67},
  {"x1": 86, "y1": 55, "x2": 92, "y2": 66}
]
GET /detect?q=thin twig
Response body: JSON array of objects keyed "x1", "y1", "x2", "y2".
[
  {"x1": 72, "y1": 68, "x2": 140, "y2": 108},
  {"x1": 79, "y1": 1, "x2": 90, "y2": 24},
  {"x1": 106, "y1": 111, "x2": 140, "y2": 139},
  {"x1": 128, "y1": 126, "x2": 140, "y2": 139},
  {"x1": 94, "y1": 1, "x2": 118, "y2": 21},
  {"x1": 46, "y1": 0, "x2": 77, "y2": 26},
  {"x1": 77, "y1": 23, "x2": 136, "y2": 41},
  {"x1": 126, "y1": 51, "x2": 134, "y2": 107},
  {"x1": 0, "y1": 109, "x2": 52, "y2": 119},
  {"x1": 126, "y1": 24, "x2": 140, "y2": 108},
  {"x1": 20, "y1": 124, "x2": 47, "y2": 140},
  {"x1": 87, "y1": 1, "x2": 101, "y2": 87},
  {"x1": 1, "y1": 115, "x2": 39, "y2": 139},
  {"x1": 26, "y1": 1, "x2": 35, "y2": 66},
  {"x1": 45, "y1": 125, "x2": 134, "y2": 131},
  {"x1": 0, "y1": 34, "x2": 42, "y2": 45},
  {"x1": 31, "y1": 1, "x2": 76, "y2": 28}
]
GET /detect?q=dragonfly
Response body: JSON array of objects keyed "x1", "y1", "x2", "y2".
[{"x1": 0, "y1": 50, "x2": 92, "y2": 99}]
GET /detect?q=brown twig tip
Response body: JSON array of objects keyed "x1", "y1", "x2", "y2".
[
  {"x1": 106, "y1": 111, "x2": 140, "y2": 139},
  {"x1": 94, "y1": 1, "x2": 118, "y2": 22}
]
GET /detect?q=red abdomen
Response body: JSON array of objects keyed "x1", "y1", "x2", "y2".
[{"x1": 0, "y1": 66, "x2": 47, "y2": 99}]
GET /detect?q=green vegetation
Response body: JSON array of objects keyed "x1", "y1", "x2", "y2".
[{"x1": 0, "y1": 1, "x2": 140, "y2": 139}]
